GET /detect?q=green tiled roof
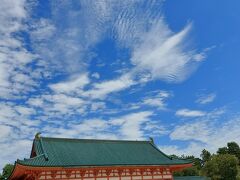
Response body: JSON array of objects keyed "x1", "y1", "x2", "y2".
[{"x1": 17, "y1": 137, "x2": 191, "y2": 167}]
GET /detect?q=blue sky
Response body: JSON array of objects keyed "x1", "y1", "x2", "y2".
[{"x1": 1, "y1": 0, "x2": 240, "y2": 168}]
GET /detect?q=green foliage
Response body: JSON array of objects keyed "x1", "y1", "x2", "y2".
[
  {"x1": 227, "y1": 142, "x2": 240, "y2": 161},
  {"x1": 202, "y1": 156, "x2": 218, "y2": 179},
  {"x1": 172, "y1": 155, "x2": 201, "y2": 176},
  {"x1": 173, "y1": 166, "x2": 199, "y2": 176},
  {"x1": 202, "y1": 154, "x2": 238, "y2": 180},
  {"x1": 217, "y1": 142, "x2": 240, "y2": 164},
  {"x1": 0, "y1": 164, "x2": 14, "y2": 180},
  {"x1": 217, "y1": 147, "x2": 228, "y2": 155},
  {"x1": 192, "y1": 157, "x2": 202, "y2": 169},
  {"x1": 201, "y1": 149, "x2": 211, "y2": 165},
  {"x1": 237, "y1": 166, "x2": 240, "y2": 180},
  {"x1": 171, "y1": 142, "x2": 240, "y2": 178}
]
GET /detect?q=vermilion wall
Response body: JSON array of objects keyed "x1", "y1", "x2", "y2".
[
  {"x1": 37, "y1": 168, "x2": 173, "y2": 180},
  {"x1": 10, "y1": 164, "x2": 193, "y2": 180}
]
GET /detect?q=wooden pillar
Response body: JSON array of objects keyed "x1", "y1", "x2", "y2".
[
  {"x1": 93, "y1": 169, "x2": 99, "y2": 180},
  {"x1": 159, "y1": 168, "x2": 163, "y2": 180},
  {"x1": 106, "y1": 169, "x2": 111, "y2": 180},
  {"x1": 150, "y1": 168, "x2": 155, "y2": 180},
  {"x1": 118, "y1": 168, "x2": 123, "y2": 180},
  {"x1": 129, "y1": 168, "x2": 133, "y2": 180},
  {"x1": 117, "y1": 169, "x2": 123, "y2": 180},
  {"x1": 50, "y1": 170, "x2": 57, "y2": 180},
  {"x1": 80, "y1": 170, "x2": 86, "y2": 180},
  {"x1": 140, "y1": 168, "x2": 144, "y2": 180},
  {"x1": 66, "y1": 170, "x2": 72, "y2": 179}
]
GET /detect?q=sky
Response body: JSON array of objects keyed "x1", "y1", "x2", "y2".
[{"x1": 1, "y1": 0, "x2": 240, "y2": 169}]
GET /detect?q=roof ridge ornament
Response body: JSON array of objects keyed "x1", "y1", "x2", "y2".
[
  {"x1": 149, "y1": 137, "x2": 154, "y2": 144},
  {"x1": 34, "y1": 132, "x2": 49, "y2": 161},
  {"x1": 35, "y1": 132, "x2": 41, "y2": 140}
]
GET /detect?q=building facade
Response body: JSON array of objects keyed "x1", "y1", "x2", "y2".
[{"x1": 9, "y1": 136, "x2": 192, "y2": 180}]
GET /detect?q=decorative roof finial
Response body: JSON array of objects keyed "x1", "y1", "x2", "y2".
[
  {"x1": 35, "y1": 132, "x2": 41, "y2": 139},
  {"x1": 149, "y1": 137, "x2": 154, "y2": 144}
]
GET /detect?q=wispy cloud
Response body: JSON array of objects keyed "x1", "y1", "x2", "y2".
[
  {"x1": 171, "y1": 119, "x2": 211, "y2": 142},
  {"x1": 83, "y1": 74, "x2": 135, "y2": 99},
  {"x1": 110, "y1": 111, "x2": 154, "y2": 139},
  {"x1": 125, "y1": 90, "x2": 172, "y2": 111},
  {"x1": 29, "y1": 0, "x2": 206, "y2": 97},
  {"x1": 142, "y1": 91, "x2": 172, "y2": 109},
  {"x1": 160, "y1": 142, "x2": 207, "y2": 157},
  {"x1": 0, "y1": 0, "x2": 42, "y2": 167},
  {"x1": 196, "y1": 93, "x2": 217, "y2": 104},
  {"x1": 175, "y1": 108, "x2": 206, "y2": 117},
  {"x1": 167, "y1": 108, "x2": 240, "y2": 156},
  {"x1": 49, "y1": 73, "x2": 89, "y2": 94},
  {"x1": 0, "y1": 0, "x2": 38, "y2": 99},
  {"x1": 131, "y1": 23, "x2": 205, "y2": 82},
  {"x1": 42, "y1": 111, "x2": 161, "y2": 140}
]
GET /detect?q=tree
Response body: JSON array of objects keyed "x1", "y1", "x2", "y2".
[
  {"x1": 172, "y1": 155, "x2": 201, "y2": 176},
  {"x1": 202, "y1": 154, "x2": 238, "y2": 180},
  {"x1": 227, "y1": 142, "x2": 240, "y2": 161},
  {"x1": 201, "y1": 149, "x2": 211, "y2": 165},
  {"x1": 0, "y1": 164, "x2": 14, "y2": 180},
  {"x1": 192, "y1": 157, "x2": 202, "y2": 169},
  {"x1": 217, "y1": 142, "x2": 240, "y2": 164},
  {"x1": 202, "y1": 157, "x2": 219, "y2": 179},
  {"x1": 217, "y1": 147, "x2": 228, "y2": 155},
  {"x1": 173, "y1": 166, "x2": 199, "y2": 176}
]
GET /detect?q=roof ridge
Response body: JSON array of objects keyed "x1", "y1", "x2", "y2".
[
  {"x1": 17, "y1": 154, "x2": 45, "y2": 164},
  {"x1": 148, "y1": 141, "x2": 174, "y2": 160},
  {"x1": 39, "y1": 137, "x2": 49, "y2": 161},
  {"x1": 148, "y1": 142, "x2": 192, "y2": 163},
  {"x1": 41, "y1": 136, "x2": 150, "y2": 143}
]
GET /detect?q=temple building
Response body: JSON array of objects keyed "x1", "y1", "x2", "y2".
[{"x1": 9, "y1": 135, "x2": 192, "y2": 180}]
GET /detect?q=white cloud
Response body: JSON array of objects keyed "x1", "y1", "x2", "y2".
[
  {"x1": 111, "y1": 2, "x2": 205, "y2": 83},
  {"x1": 0, "y1": 103, "x2": 39, "y2": 128},
  {"x1": 0, "y1": 0, "x2": 39, "y2": 99},
  {"x1": 49, "y1": 73, "x2": 89, "y2": 94},
  {"x1": 91, "y1": 72, "x2": 100, "y2": 79},
  {"x1": 29, "y1": 0, "x2": 114, "y2": 74},
  {"x1": 0, "y1": 102, "x2": 41, "y2": 169},
  {"x1": 29, "y1": 1, "x2": 205, "y2": 85},
  {"x1": 0, "y1": 125, "x2": 12, "y2": 140},
  {"x1": 168, "y1": 110, "x2": 240, "y2": 156},
  {"x1": 90, "y1": 102, "x2": 106, "y2": 111},
  {"x1": 30, "y1": 18, "x2": 56, "y2": 42},
  {"x1": 175, "y1": 108, "x2": 206, "y2": 117},
  {"x1": 27, "y1": 97, "x2": 44, "y2": 107},
  {"x1": 15, "y1": 106, "x2": 36, "y2": 116},
  {"x1": 131, "y1": 23, "x2": 204, "y2": 82},
  {"x1": 52, "y1": 119, "x2": 109, "y2": 138},
  {"x1": 42, "y1": 94, "x2": 86, "y2": 116},
  {"x1": 170, "y1": 120, "x2": 211, "y2": 142},
  {"x1": 0, "y1": 0, "x2": 27, "y2": 32},
  {"x1": 196, "y1": 93, "x2": 216, "y2": 104},
  {"x1": 43, "y1": 111, "x2": 156, "y2": 140},
  {"x1": 143, "y1": 91, "x2": 171, "y2": 109},
  {"x1": 84, "y1": 74, "x2": 135, "y2": 99},
  {"x1": 143, "y1": 98, "x2": 165, "y2": 108},
  {"x1": 110, "y1": 111, "x2": 153, "y2": 139},
  {"x1": 0, "y1": 139, "x2": 32, "y2": 170},
  {"x1": 143, "y1": 121, "x2": 169, "y2": 137},
  {"x1": 160, "y1": 142, "x2": 207, "y2": 157}
]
